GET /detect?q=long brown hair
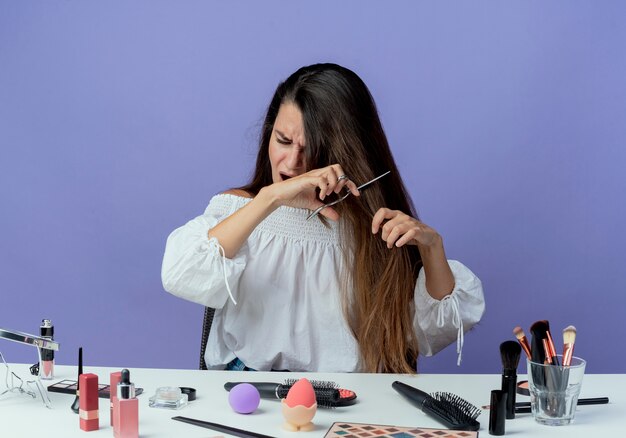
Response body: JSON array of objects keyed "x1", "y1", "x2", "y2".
[{"x1": 240, "y1": 64, "x2": 422, "y2": 373}]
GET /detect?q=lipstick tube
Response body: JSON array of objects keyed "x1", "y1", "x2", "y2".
[
  {"x1": 79, "y1": 373, "x2": 99, "y2": 431},
  {"x1": 39, "y1": 319, "x2": 54, "y2": 380}
]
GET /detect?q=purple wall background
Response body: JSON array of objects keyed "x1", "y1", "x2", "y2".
[{"x1": 1, "y1": 2, "x2": 625, "y2": 374}]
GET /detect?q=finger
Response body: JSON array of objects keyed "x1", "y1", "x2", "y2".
[
  {"x1": 381, "y1": 214, "x2": 408, "y2": 241},
  {"x1": 317, "y1": 175, "x2": 331, "y2": 201},
  {"x1": 334, "y1": 174, "x2": 350, "y2": 194},
  {"x1": 371, "y1": 208, "x2": 396, "y2": 234},
  {"x1": 325, "y1": 167, "x2": 340, "y2": 196},
  {"x1": 394, "y1": 228, "x2": 420, "y2": 247},
  {"x1": 384, "y1": 224, "x2": 408, "y2": 249},
  {"x1": 346, "y1": 179, "x2": 360, "y2": 196}
]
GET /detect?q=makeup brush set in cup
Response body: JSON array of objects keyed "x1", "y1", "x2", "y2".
[{"x1": 486, "y1": 320, "x2": 606, "y2": 433}]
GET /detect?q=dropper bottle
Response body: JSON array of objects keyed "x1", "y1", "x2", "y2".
[{"x1": 114, "y1": 369, "x2": 138, "y2": 438}]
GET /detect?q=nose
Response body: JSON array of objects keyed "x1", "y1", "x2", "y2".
[{"x1": 286, "y1": 147, "x2": 304, "y2": 171}]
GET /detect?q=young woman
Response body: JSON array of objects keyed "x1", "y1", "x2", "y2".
[{"x1": 162, "y1": 63, "x2": 484, "y2": 373}]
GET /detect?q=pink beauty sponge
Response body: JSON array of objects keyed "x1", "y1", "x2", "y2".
[
  {"x1": 228, "y1": 383, "x2": 260, "y2": 414},
  {"x1": 284, "y1": 378, "x2": 316, "y2": 408}
]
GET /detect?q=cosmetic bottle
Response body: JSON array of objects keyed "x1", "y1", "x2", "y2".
[
  {"x1": 39, "y1": 319, "x2": 54, "y2": 379},
  {"x1": 114, "y1": 369, "x2": 138, "y2": 438},
  {"x1": 79, "y1": 373, "x2": 99, "y2": 431},
  {"x1": 489, "y1": 389, "x2": 506, "y2": 436},
  {"x1": 110, "y1": 371, "x2": 122, "y2": 428}
]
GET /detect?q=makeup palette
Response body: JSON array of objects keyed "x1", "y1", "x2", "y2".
[
  {"x1": 324, "y1": 422, "x2": 479, "y2": 438},
  {"x1": 48, "y1": 379, "x2": 143, "y2": 399}
]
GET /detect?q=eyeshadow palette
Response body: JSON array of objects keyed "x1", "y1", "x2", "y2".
[
  {"x1": 324, "y1": 422, "x2": 479, "y2": 438},
  {"x1": 47, "y1": 379, "x2": 143, "y2": 399}
]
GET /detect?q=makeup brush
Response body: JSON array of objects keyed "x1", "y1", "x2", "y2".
[
  {"x1": 224, "y1": 379, "x2": 356, "y2": 408},
  {"x1": 545, "y1": 329, "x2": 560, "y2": 366},
  {"x1": 70, "y1": 347, "x2": 82, "y2": 414},
  {"x1": 562, "y1": 325, "x2": 577, "y2": 366},
  {"x1": 529, "y1": 320, "x2": 553, "y2": 365},
  {"x1": 500, "y1": 341, "x2": 521, "y2": 419},
  {"x1": 513, "y1": 326, "x2": 531, "y2": 359},
  {"x1": 392, "y1": 381, "x2": 481, "y2": 431},
  {"x1": 529, "y1": 320, "x2": 550, "y2": 390}
]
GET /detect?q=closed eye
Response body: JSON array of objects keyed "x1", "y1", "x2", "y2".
[{"x1": 275, "y1": 130, "x2": 293, "y2": 145}]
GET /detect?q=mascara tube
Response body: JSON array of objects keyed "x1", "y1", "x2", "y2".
[{"x1": 39, "y1": 319, "x2": 54, "y2": 380}]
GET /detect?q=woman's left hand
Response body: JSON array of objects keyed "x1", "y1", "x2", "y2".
[{"x1": 371, "y1": 208, "x2": 441, "y2": 249}]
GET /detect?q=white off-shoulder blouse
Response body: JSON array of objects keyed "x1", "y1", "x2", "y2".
[{"x1": 161, "y1": 194, "x2": 485, "y2": 372}]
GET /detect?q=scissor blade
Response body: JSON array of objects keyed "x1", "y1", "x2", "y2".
[{"x1": 357, "y1": 170, "x2": 391, "y2": 191}]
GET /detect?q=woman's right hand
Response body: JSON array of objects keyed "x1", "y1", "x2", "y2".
[{"x1": 262, "y1": 164, "x2": 360, "y2": 220}]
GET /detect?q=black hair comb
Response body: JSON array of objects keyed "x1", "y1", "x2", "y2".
[{"x1": 392, "y1": 381, "x2": 481, "y2": 431}]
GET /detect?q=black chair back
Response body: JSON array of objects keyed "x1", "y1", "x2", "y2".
[{"x1": 199, "y1": 307, "x2": 215, "y2": 370}]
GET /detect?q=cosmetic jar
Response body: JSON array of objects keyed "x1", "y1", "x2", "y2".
[{"x1": 148, "y1": 386, "x2": 188, "y2": 410}]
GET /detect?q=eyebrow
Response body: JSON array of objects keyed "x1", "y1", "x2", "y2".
[{"x1": 274, "y1": 129, "x2": 291, "y2": 142}]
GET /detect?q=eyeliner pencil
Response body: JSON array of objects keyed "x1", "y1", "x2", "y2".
[{"x1": 172, "y1": 416, "x2": 274, "y2": 438}]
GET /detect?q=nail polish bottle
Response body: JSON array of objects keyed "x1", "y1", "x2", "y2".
[{"x1": 114, "y1": 369, "x2": 138, "y2": 438}]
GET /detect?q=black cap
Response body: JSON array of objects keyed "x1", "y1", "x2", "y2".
[
  {"x1": 119, "y1": 369, "x2": 133, "y2": 399},
  {"x1": 489, "y1": 389, "x2": 507, "y2": 436}
]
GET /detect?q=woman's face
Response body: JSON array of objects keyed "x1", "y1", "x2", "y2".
[{"x1": 269, "y1": 102, "x2": 306, "y2": 183}]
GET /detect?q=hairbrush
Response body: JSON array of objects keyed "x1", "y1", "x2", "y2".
[
  {"x1": 392, "y1": 381, "x2": 480, "y2": 431},
  {"x1": 500, "y1": 340, "x2": 521, "y2": 419},
  {"x1": 224, "y1": 380, "x2": 357, "y2": 408}
]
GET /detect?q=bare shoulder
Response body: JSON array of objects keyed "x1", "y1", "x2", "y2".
[{"x1": 222, "y1": 188, "x2": 253, "y2": 199}]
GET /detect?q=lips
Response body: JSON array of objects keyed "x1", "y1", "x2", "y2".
[{"x1": 280, "y1": 173, "x2": 294, "y2": 181}]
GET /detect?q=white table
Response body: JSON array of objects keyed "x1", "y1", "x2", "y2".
[{"x1": 0, "y1": 364, "x2": 623, "y2": 437}]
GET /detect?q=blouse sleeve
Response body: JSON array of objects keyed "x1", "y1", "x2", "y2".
[
  {"x1": 413, "y1": 260, "x2": 485, "y2": 365},
  {"x1": 161, "y1": 198, "x2": 247, "y2": 309}
]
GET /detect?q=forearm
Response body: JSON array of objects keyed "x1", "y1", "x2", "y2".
[
  {"x1": 418, "y1": 235, "x2": 455, "y2": 300},
  {"x1": 208, "y1": 188, "x2": 278, "y2": 258}
]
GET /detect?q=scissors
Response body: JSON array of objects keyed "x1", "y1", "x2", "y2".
[{"x1": 305, "y1": 170, "x2": 391, "y2": 221}]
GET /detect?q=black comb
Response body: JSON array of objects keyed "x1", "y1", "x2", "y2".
[{"x1": 392, "y1": 381, "x2": 481, "y2": 431}]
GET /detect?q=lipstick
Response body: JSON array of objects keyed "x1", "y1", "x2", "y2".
[{"x1": 79, "y1": 373, "x2": 99, "y2": 431}]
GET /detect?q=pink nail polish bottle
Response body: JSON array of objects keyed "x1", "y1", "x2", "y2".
[{"x1": 114, "y1": 369, "x2": 138, "y2": 438}]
